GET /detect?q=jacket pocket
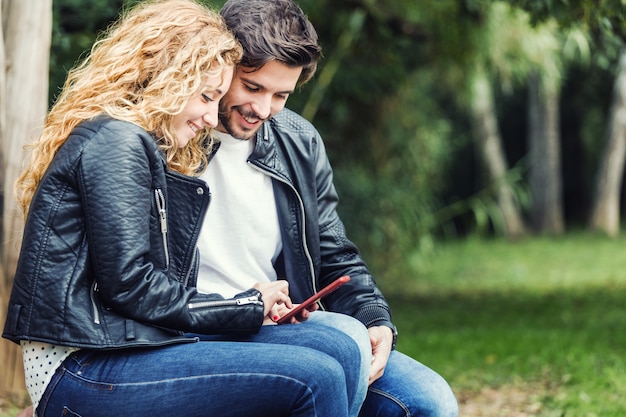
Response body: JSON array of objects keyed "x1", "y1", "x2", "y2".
[{"x1": 90, "y1": 281, "x2": 101, "y2": 325}]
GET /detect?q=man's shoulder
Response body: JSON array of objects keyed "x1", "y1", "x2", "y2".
[{"x1": 270, "y1": 108, "x2": 318, "y2": 139}]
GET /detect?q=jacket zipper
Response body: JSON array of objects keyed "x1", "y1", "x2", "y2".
[
  {"x1": 248, "y1": 161, "x2": 319, "y2": 296},
  {"x1": 90, "y1": 281, "x2": 101, "y2": 324},
  {"x1": 188, "y1": 294, "x2": 262, "y2": 310},
  {"x1": 155, "y1": 188, "x2": 170, "y2": 267}
]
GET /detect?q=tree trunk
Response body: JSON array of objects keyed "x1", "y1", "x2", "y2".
[
  {"x1": 528, "y1": 70, "x2": 564, "y2": 234},
  {"x1": 1, "y1": 0, "x2": 53, "y2": 399},
  {"x1": 470, "y1": 69, "x2": 527, "y2": 238},
  {"x1": 589, "y1": 50, "x2": 626, "y2": 237},
  {"x1": 1, "y1": 0, "x2": 7, "y2": 245}
]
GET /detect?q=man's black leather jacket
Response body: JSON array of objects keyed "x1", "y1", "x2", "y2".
[
  {"x1": 249, "y1": 108, "x2": 395, "y2": 334},
  {"x1": 3, "y1": 116, "x2": 264, "y2": 349}
]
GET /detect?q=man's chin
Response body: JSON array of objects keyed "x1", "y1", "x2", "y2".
[
  {"x1": 224, "y1": 124, "x2": 260, "y2": 141},
  {"x1": 219, "y1": 109, "x2": 265, "y2": 140}
]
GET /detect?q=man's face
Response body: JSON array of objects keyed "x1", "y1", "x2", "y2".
[{"x1": 217, "y1": 60, "x2": 303, "y2": 140}]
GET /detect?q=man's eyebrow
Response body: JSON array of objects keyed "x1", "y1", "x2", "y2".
[{"x1": 240, "y1": 77, "x2": 294, "y2": 95}]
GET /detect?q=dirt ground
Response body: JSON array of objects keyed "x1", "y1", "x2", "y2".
[
  {"x1": 2, "y1": 384, "x2": 550, "y2": 417},
  {"x1": 457, "y1": 383, "x2": 550, "y2": 417}
]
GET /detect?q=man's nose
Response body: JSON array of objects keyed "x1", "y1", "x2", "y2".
[{"x1": 251, "y1": 95, "x2": 272, "y2": 120}]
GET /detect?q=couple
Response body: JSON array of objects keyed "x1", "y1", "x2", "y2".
[{"x1": 2, "y1": 0, "x2": 458, "y2": 416}]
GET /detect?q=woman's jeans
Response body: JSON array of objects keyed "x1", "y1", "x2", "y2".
[{"x1": 37, "y1": 317, "x2": 369, "y2": 417}]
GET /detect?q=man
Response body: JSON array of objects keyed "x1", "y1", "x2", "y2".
[{"x1": 193, "y1": 0, "x2": 460, "y2": 415}]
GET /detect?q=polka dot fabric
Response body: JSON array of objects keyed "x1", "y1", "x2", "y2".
[{"x1": 21, "y1": 341, "x2": 77, "y2": 414}]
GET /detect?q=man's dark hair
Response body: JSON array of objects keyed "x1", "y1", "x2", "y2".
[{"x1": 220, "y1": 0, "x2": 322, "y2": 86}]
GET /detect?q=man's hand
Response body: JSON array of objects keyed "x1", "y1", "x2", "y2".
[{"x1": 368, "y1": 325, "x2": 393, "y2": 385}]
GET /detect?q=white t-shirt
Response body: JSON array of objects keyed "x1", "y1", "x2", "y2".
[{"x1": 196, "y1": 131, "x2": 282, "y2": 297}]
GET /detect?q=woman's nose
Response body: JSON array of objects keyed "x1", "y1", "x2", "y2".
[{"x1": 202, "y1": 110, "x2": 218, "y2": 128}]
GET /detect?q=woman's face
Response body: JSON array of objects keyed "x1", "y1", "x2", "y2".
[{"x1": 173, "y1": 66, "x2": 234, "y2": 148}]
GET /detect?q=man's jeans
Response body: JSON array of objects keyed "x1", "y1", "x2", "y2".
[
  {"x1": 308, "y1": 312, "x2": 459, "y2": 417},
  {"x1": 37, "y1": 319, "x2": 367, "y2": 417}
]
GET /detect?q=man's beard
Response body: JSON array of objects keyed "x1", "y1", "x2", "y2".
[{"x1": 218, "y1": 105, "x2": 262, "y2": 141}]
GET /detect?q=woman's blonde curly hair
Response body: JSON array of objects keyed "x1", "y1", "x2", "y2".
[{"x1": 16, "y1": 0, "x2": 242, "y2": 216}]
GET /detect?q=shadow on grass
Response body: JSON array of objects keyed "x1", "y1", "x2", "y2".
[{"x1": 387, "y1": 286, "x2": 626, "y2": 416}]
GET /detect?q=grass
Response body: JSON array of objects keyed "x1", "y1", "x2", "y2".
[
  {"x1": 2, "y1": 232, "x2": 625, "y2": 416},
  {"x1": 384, "y1": 232, "x2": 626, "y2": 416},
  {"x1": 0, "y1": 399, "x2": 25, "y2": 417}
]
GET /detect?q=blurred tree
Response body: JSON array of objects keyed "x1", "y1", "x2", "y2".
[
  {"x1": 528, "y1": 68, "x2": 564, "y2": 234},
  {"x1": 0, "y1": 0, "x2": 52, "y2": 399},
  {"x1": 525, "y1": 27, "x2": 590, "y2": 235},
  {"x1": 524, "y1": 21, "x2": 588, "y2": 235},
  {"x1": 508, "y1": 0, "x2": 626, "y2": 238},
  {"x1": 589, "y1": 50, "x2": 626, "y2": 236},
  {"x1": 461, "y1": 3, "x2": 586, "y2": 237},
  {"x1": 469, "y1": 65, "x2": 527, "y2": 237},
  {"x1": 447, "y1": 2, "x2": 535, "y2": 238}
]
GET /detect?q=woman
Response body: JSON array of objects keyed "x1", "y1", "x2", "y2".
[{"x1": 2, "y1": 1, "x2": 361, "y2": 416}]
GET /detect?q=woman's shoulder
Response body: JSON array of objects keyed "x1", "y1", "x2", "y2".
[
  {"x1": 76, "y1": 115, "x2": 150, "y2": 140},
  {"x1": 72, "y1": 115, "x2": 158, "y2": 154},
  {"x1": 56, "y1": 116, "x2": 162, "y2": 173}
]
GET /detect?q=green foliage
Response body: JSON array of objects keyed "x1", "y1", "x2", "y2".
[
  {"x1": 506, "y1": 0, "x2": 625, "y2": 70},
  {"x1": 49, "y1": 0, "x2": 126, "y2": 103},
  {"x1": 508, "y1": 0, "x2": 626, "y2": 42},
  {"x1": 389, "y1": 233, "x2": 626, "y2": 414},
  {"x1": 437, "y1": 163, "x2": 530, "y2": 235},
  {"x1": 332, "y1": 66, "x2": 464, "y2": 276}
]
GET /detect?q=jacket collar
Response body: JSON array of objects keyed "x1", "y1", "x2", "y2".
[{"x1": 248, "y1": 119, "x2": 291, "y2": 184}]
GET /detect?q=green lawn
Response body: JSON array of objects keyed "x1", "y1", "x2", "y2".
[{"x1": 385, "y1": 233, "x2": 626, "y2": 416}]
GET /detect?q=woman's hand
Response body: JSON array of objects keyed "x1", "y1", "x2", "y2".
[
  {"x1": 253, "y1": 281, "x2": 293, "y2": 325},
  {"x1": 273, "y1": 301, "x2": 319, "y2": 324}
]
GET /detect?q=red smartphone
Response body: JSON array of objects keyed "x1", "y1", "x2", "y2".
[{"x1": 277, "y1": 276, "x2": 350, "y2": 324}]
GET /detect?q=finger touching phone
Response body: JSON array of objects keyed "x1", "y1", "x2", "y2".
[{"x1": 277, "y1": 276, "x2": 350, "y2": 324}]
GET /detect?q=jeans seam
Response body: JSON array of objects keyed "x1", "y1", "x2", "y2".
[{"x1": 367, "y1": 387, "x2": 411, "y2": 417}]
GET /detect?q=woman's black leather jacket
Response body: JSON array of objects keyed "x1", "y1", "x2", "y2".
[{"x1": 3, "y1": 116, "x2": 264, "y2": 349}]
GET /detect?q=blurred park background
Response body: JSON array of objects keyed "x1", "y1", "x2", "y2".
[{"x1": 1, "y1": 0, "x2": 626, "y2": 415}]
